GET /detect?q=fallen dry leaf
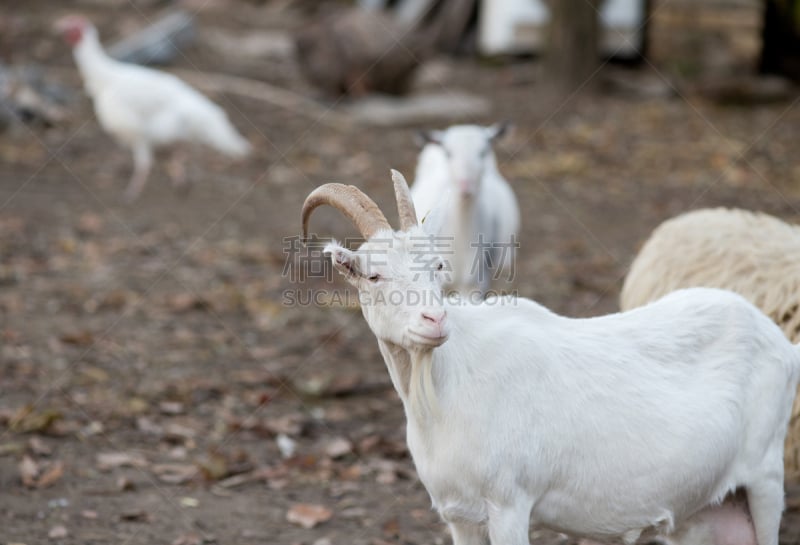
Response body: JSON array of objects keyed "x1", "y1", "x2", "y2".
[
  {"x1": 159, "y1": 401, "x2": 184, "y2": 415},
  {"x1": 340, "y1": 507, "x2": 367, "y2": 519},
  {"x1": 323, "y1": 437, "x2": 352, "y2": 459},
  {"x1": 179, "y1": 496, "x2": 199, "y2": 508},
  {"x1": 79, "y1": 421, "x2": 104, "y2": 439},
  {"x1": 117, "y1": 476, "x2": 136, "y2": 491},
  {"x1": 28, "y1": 436, "x2": 52, "y2": 456},
  {"x1": 136, "y1": 416, "x2": 163, "y2": 435},
  {"x1": 48, "y1": 525, "x2": 68, "y2": 539},
  {"x1": 10, "y1": 406, "x2": 62, "y2": 433},
  {"x1": 163, "y1": 422, "x2": 197, "y2": 441},
  {"x1": 77, "y1": 212, "x2": 104, "y2": 235},
  {"x1": 337, "y1": 464, "x2": 362, "y2": 481},
  {"x1": 81, "y1": 510, "x2": 98, "y2": 519},
  {"x1": 410, "y1": 508, "x2": 432, "y2": 521},
  {"x1": 196, "y1": 453, "x2": 228, "y2": 481},
  {"x1": 232, "y1": 368, "x2": 282, "y2": 386},
  {"x1": 382, "y1": 517, "x2": 400, "y2": 538},
  {"x1": 19, "y1": 455, "x2": 38, "y2": 487},
  {"x1": 59, "y1": 330, "x2": 94, "y2": 346},
  {"x1": 128, "y1": 398, "x2": 149, "y2": 415},
  {"x1": 216, "y1": 465, "x2": 282, "y2": 489},
  {"x1": 167, "y1": 293, "x2": 210, "y2": 313},
  {"x1": 19, "y1": 456, "x2": 64, "y2": 488},
  {"x1": 80, "y1": 366, "x2": 109, "y2": 383},
  {"x1": 119, "y1": 510, "x2": 150, "y2": 522},
  {"x1": 168, "y1": 446, "x2": 188, "y2": 460},
  {"x1": 325, "y1": 374, "x2": 362, "y2": 396},
  {"x1": 263, "y1": 413, "x2": 306, "y2": 436},
  {"x1": 36, "y1": 460, "x2": 64, "y2": 488},
  {"x1": 172, "y1": 532, "x2": 203, "y2": 545},
  {"x1": 152, "y1": 463, "x2": 198, "y2": 485},
  {"x1": 286, "y1": 503, "x2": 333, "y2": 529},
  {"x1": 374, "y1": 459, "x2": 399, "y2": 485},
  {"x1": 0, "y1": 441, "x2": 26, "y2": 457},
  {"x1": 96, "y1": 451, "x2": 147, "y2": 471}
]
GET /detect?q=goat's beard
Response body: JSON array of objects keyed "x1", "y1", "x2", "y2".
[{"x1": 409, "y1": 350, "x2": 439, "y2": 418}]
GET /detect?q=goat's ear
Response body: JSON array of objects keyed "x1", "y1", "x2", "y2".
[
  {"x1": 324, "y1": 242, "x2": 363, "y2": 282},
  {"x1": 419, "y1": 200, "x2": 447, "y2": 237},
  {"x1": 414, "y1": 130, "x2": 444, "y2": 148},
  {"x1": 486, "y1": 122, "x2": 511, "y2": 142}
]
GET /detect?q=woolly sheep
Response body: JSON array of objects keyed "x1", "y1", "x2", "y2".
[
  {"x1": 411, "y1": 124, "x2": 520, "y2": 296},
  {"x1": 620, "y1": 207, "x2": 800, "y2": 479},
  {"x1": 302, "y1": 174, "x2": 800, "y2": 545}
]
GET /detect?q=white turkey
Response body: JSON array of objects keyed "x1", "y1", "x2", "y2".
[{"x1": 56, "y1": 15, "x2": 251, "y2": 201}]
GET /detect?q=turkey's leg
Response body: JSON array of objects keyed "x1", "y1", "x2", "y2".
[
  {"x1": 123, "y1": 142, "x2": 153, "y2": 203},
  {"x1": 166, "y1": 148, "x2": 190, "y2": 195}
]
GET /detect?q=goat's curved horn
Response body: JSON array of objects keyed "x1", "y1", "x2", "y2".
[
  {"x1": 391, "y1": 169, "x2": 418, "y2": 231},
  {"x1": 302, "y1": 183, "x2": 392, "y2": 242}
]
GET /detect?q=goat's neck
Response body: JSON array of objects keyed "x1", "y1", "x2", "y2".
[
  {"x1": 74, "y1": 32, "x2": 118, "y2": 96},
  {"x1": 376, "y1": 300, "x2": 558, "y2": 425},
  {"x1": 449, "y1": 193, "x2": 477, "y2": 284},
  {"x1": 452, "y1": 193, "x2": 476, "y2": 234}
]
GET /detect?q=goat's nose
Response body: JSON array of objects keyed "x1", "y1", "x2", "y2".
[{"x1": 421, "y1": 309, "x2": 447, "y2": 326}]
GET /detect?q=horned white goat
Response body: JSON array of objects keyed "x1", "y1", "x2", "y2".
[
  {"x1": 621, "y1": 206, "x2": 800, "y2": 480},
  {"x1": 410, "y1": 124, "x2": 519, "y2": 296},
  {"x1": 302, "y1": 173, "x2": 800, "y2": 545}
]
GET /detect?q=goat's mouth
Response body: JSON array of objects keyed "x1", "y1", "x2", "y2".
[
  {"x1": 407, "y1": 327, "x2": 449, "y2": 347},
  {"x1": 458, "y1": 185, "x2": 477, "y2": 198}
]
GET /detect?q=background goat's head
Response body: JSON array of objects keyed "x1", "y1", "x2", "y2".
[
  {"x1": 417, "y1": 123, "x2": 509, "y2": 197},
  {"x1": 302, "y1": 171, "x2": 450, "y2": 351}
]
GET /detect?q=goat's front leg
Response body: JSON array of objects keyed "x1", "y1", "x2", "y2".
[
  {"x1": 488, "y1": 500, "x2": 533, "y2": 545},
  {"x1": 449, "y1": 521, "x2": 488, "y2": 545},
  {"x1": 746, "y1": 479, "x2": 783, "y2": 545}
]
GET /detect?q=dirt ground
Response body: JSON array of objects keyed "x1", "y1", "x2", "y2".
[{"x1": 4, "y1": 2, "x2": 800, "y2": 545}]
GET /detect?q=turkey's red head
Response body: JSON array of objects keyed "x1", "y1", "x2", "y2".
[{"x1": 54, "y1": 15, "x2": 91, "y2": 47}]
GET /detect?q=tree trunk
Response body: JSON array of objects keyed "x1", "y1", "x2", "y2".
[
  {"x1": 760, "y1": 0, "x2": 800, "y2": 80},
  {"x1": 542, "y1": 0, "x2": 605, "y2": 95}
]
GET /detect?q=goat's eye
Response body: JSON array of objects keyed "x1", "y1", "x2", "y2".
[{"x1": 367, "y1": 273, "x2": 380, "y2": 283}]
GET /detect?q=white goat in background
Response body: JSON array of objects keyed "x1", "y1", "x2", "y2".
[
  {"x1": 302, "y1": 171, "x2": 800, "y2": 545},
  {"x1": 411, "y1": 124, "x2": 519, "y2": 296}
]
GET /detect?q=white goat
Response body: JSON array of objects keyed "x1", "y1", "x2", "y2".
[
  {"x1": 620, "y1": 207, "x2": 800, "y2": 480},
  {"x1": 411, "y1": 124, "x2": 519, "y2": 296},
  {"x1": 302, "y1": 172, "x2": 800, "y2": 545}
]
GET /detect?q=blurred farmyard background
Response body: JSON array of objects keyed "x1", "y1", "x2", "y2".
[{"x1": 2, "y1": 0, "x2": 800, "y2": 543}]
